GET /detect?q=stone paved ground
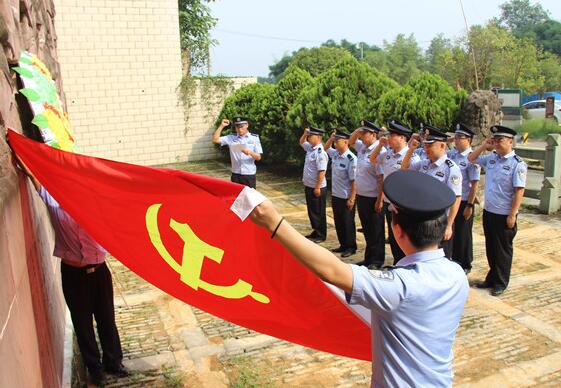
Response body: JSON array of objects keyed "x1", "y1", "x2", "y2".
[{"x1": 90, "y1": 160, "x2": 561, "y2": 387}]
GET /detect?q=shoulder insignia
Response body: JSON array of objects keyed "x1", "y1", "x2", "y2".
[
  {"x1": 436, "y1": 171, "x2": 445, "y2": 178},
  {"x1": 318, "y1": 147, "x2": 322, "y2": 153},
  {"x1": 514, "y1": 155, "x2": 523, "y2": 163},
  {"x1": 445, "y1": 159, "x2": 454, "y2": 168},
  {"x1": 368, "y1": 269, "x2": 395, "y2": 281},
  {"x1": 251, "y1": 133, "x2": 259, "y2": 137},
  {"x1": 451, "y1": 175, "x2": 461, "y2": 185},
  {"x1": 347, "y1": 153, "x2": 354, "y2": 161}
]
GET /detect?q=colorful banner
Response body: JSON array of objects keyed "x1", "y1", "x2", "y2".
[
  {"x1": 8, "y1": 129, "x2": 372, "y2": 361},
  {"x1": 13, "y1": 51, "x2": 77, "y2": 152}
]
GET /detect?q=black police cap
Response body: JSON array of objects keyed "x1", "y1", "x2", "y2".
[
  {"x1": 388, "y1": 120, "x2": 412, "y2": 137},
  {"x1": 383, "y1": 170, "x2": 456, "y2": 221},
  {"x1": 490, "y1": 125, "x2": 517, "y2": 138},
  {"x1": 233, "y1": 116, "x2": 249, "y2": 125},
  {"x1": 333, "y1": 128, "x2": 351, "y2": 139},
  {"x1": 308, "y1": 126, "x2": 325, "y2": 136},
  {"x1": 454, "y1": 123, "x2": 475, "y2": 137},
  {"x1": 360, "y1": 120, "x2": 381, "y2": 133},
  {"x1": 423, "y1": 124, "x2": 449, "y2": 144}
]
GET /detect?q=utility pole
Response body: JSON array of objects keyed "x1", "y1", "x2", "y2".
[{"x1": 459, "y1": 0, "x2": 479, "y2": 89}]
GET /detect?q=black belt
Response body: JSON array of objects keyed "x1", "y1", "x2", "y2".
[{"x1": 62, "y1": 261, "x2": 104, "y2": 274}]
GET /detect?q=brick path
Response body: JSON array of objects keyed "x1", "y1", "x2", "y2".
[{"x1": 95, "y1": 160, "x2": 561, "y2": 387}]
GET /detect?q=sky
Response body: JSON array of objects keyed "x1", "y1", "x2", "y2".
[{"x1": 207, "y1": 0, "x2": 561, "y2": 77}]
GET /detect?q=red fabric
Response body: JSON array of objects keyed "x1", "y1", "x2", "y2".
[{"x1": 8, "y1": 129, "x2": 372, "y2": 360}]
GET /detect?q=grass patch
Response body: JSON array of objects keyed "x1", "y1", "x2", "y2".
[
  {"x1": 221, "y1": 355, "x2": 281, "y2": 388},
  {"x1": 162, "y1": 364, "x2": 186, "y2": 388},
  {"x1": 517, "y1": 119, "x2": 560, "y2": 140}
]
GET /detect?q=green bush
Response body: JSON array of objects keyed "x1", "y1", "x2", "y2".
[
  {"x1": 376, "y1": 72, "x2": 467, "y2": 130},
  {"x1": 518, "y1": 118, "x2": 561, "y2": 139},
  {"x1": 287, "y1": 57, "x2": 398, "y2": 132}
]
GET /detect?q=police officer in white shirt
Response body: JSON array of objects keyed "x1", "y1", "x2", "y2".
[
  {"x1": 249, "y1": 169, "x2": 469, "y2": 388},
  {"x1": 468, "y1": 125, "x2": 527, "y2": 296},
  {"x1": 369, "y1": 120, "x2": 420, "y2": 264},
  {"x1": 448, "y1": 123, "x2": 481, "y2": 273},
  {"x1": 299, "y1": 126, "x2": 329, "y2": 242},
  {"x1": 349, "y1": 120, "x2": 385, "y2": 269},
  {"x1": 324, "y1": 129, "x2": 358, "y2": 258},
  {"x1": 401, "y1": 124, "x2": 463, "y2": 259},
  {"x1": 212, "y1": 116, "x2": 263, "y2": 188}
]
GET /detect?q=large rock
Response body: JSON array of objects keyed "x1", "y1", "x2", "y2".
[{"x1": 460, "y1": 90, "x2": 503, "y2": 144}]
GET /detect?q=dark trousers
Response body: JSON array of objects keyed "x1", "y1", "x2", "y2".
[
  {"x1": 61, "y1": 261, "x2": 123, "y2": 374},
  {"x1": 332, "y1": 196, "x2": 357, "y2": 251},
  {"x1": 357, "y1": 195, "x2": 385, "y2": 267},
  {"x1": 482, "y1": 210, "x2": 517, "y2": 289},
  {"x1": 305, "y1": 186, "x2": 327, "y2": 240},
  {"x1": 231, "y1": 173, "x2": 256, "y2": 189},
  {"x1": 452, "y1": 201, "x2": 474, "y2": 270},
  {"x1": 384, "y1": 202, "x2": 405, "y2": 264}
]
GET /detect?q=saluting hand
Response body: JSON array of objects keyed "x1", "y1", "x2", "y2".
[
  {"x1": 221, "y1": 119, "x2": 230, "y2": 127},
  {"x1": 379, "y1": 136, "x2": 388, "y2": 146},
  {"x1": 410, "y1": 138, "x2": 421, "y2": 149}
]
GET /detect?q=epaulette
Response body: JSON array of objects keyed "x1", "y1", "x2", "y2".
[
  {"x1": 251, "y1": 133, "x2": 259, "y2": 137},
  {"x1": 317, "y1": 147, "x2": 322, "y2": 153},
  {"x1": 514, "y1": 155, "x2": 523, "y2": 163},
  {"x1": 445, "y1": 159, "x2": 454, "y2": 168},
  {"x1": 346, "y1": 153, "x2": 354, "y2": 161}
]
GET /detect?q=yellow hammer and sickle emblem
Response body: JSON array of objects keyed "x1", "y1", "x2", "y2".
[{"x1": 145, "y1": 204, "x2": 270, "y2": 304}]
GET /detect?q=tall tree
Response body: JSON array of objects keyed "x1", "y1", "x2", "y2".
[
  {"x1": 381, "y1": 34, "x2": 426, "y2": 85},
  {"x1": 268, "y1": 47, "x2": 352, "y2": 81},
  {"x1": 497, "y1": 0, "x2": 549, "y2": 36},
  {"x1": 178, "y1": 0, "x2": 217, "y2": 74}
]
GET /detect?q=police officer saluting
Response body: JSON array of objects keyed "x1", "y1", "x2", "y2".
[
  {"x1": 249, "y1": 170, "x2": 469, "y2": 387},
  {"x1": 468, "y1": 125, "x2": 527, "y2": 296},
  {"x1": 448, "y1": 123, "x2": 481, "y2": 273},
  {"x1": 324, "y1": 129, "x2": 358, "y2": 258},
  {"x1": 349, "y1": 120, "x2": 385, "y2": 269},
  {"x1": 369, "y1": 120, "x2": 420, "y2": 263},
  {"x1": 212, "y1": 116, "x2": 263, "y2": 188},
  {"x1": 401, "y1": 124, "x2": 462, "y2": 259},
  {"x1": 299, "y1": 126, "x2": 329, "y2": 242}
]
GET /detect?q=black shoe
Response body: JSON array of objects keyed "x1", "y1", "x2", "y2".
[
  {"x1": 305, "y1": 232, "x2": 318, "y2": 239},
  {"x1": 355, "y1": 260, "x2": 367, "y2": 266},
  {"x1": 341, "y1": 249, "x2": 356, "y2": 258},
  {"x1": 311, "y1": 237, "x2": 326, "y2": 243},
  {"x1": 90, "y1": 369, "x2": 107, "y2": 386},
  {"x1": 105, "y1": 363, "x2": 129, "y2": 378},
  {"x1": 331, "y1": 247, "x2": 345, "y2": 253},
  {"x1": 473, "y1": 281, "x2": 492, "y2": 289},
  {"x1": 463, "y1": 268, "x2": 471, "y2": 275},
  {"x1": 491, "y1": 287, "x2": 506, "y2": 296}
]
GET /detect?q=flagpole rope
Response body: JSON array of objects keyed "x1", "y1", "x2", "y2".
[{"x1": 106, "y1": 258, "x2": 129, "y2": 309}]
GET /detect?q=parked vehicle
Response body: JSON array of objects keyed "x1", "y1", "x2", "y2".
[{"x1": 522, "y1": 100, "x2": 561, "y2": 124}]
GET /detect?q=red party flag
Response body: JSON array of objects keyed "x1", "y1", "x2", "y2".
[{"x1": 7, "y1": 129, "x2": 372, "y2": 360}]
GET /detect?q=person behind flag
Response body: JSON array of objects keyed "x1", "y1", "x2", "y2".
[
  {"x1": 324, "y1": 129, "x2": 358, "y2": 258},
  {"x1": 299, "y1": 126, "x2": 329, "y2": 243},
  {"x1": 212, "y1": 116, "x2": 263, "y2": 189},
  {"x1": 400, "y1": 124, "x2": 462, "y2": 260},
  {"x1": 249, "y1": 169, "x2": 469, "y2": 387},
  {"x1": 369, "y1": 120, "x2": 420, "y2": 264},
  {"x1": 349, "y1": 120, "x2": 385, "y2": 269},
  {"x1": 447, "y1": 123, "x2": 481, "y2": 274},
  {"x1": 12, "y1": 154, "x2": 128, "y2": 387},
  {"x1": 468, "y1": 125, "x2": 527, "y2": 296}
]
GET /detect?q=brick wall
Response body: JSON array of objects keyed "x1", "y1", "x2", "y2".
[
  {"x1": 0, "y1": 1, "x2": 67, "y2": 387},
  {"x1": 53, "y1": 0, "x2": 255, "y2": 166}
]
